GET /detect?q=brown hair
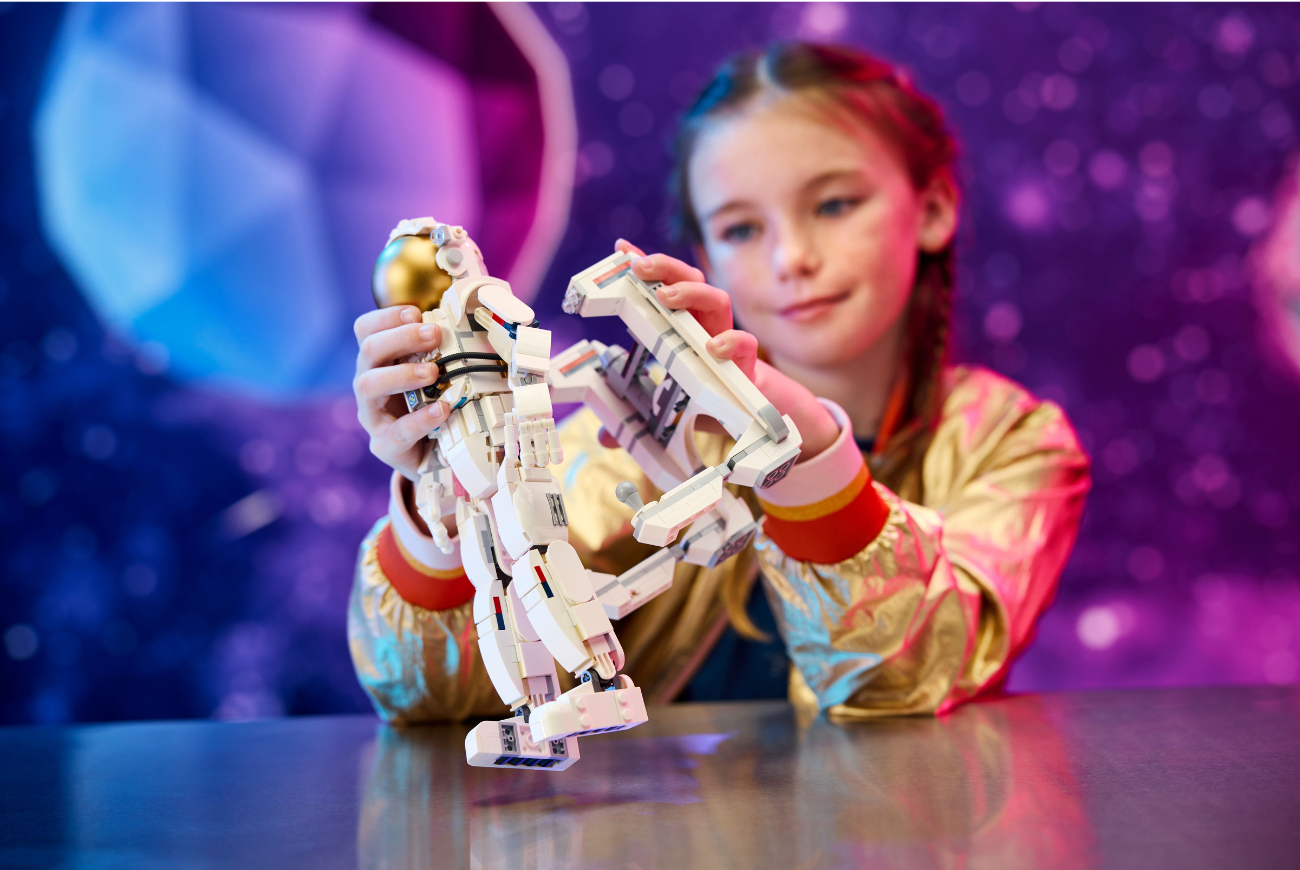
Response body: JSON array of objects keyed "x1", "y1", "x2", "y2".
[{"x1": 671, "y1": 42, "x2": 960, "y2": 638}]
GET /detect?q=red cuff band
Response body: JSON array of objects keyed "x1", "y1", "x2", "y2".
[
  {"x1": 375, "y1": 522, "x2": 474, "y2": 611},
  {"x1": 761, "y1": 479, "x2": 890, "y2": 564}
]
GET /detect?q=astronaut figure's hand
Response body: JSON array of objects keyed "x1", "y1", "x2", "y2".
[
  {"x1": 504, "y1": 408, "x2": 564, "y2": 469},
  {"x1": 504, "y1": 378, "x2": 564, "y2": 469},
  {"x1": 414, "y1": 473, "x2": 454, "y2": 554}
]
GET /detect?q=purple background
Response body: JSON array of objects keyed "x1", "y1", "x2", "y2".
[{"x1": 2, "y1": 3, "x2": 1300, "y2": 725}]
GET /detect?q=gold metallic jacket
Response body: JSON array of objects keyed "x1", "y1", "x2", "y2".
[{"x1": 348, "y1": 365, "x2": 1090, "y2": 723}]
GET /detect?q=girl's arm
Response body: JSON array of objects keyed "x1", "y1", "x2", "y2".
[
  {"x1": 347, "y1": 472, "x2": 502, "y2": 725},
  {"x1": 753, "y1": 371, "x2": 1090, "y2": 716}
]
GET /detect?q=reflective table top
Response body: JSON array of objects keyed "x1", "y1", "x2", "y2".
[{"x1": 2, "y1": 686, "x2": 1298, "y2": 869}]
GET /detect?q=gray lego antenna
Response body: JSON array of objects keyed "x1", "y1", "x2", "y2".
[{"x1": 615, "y1": 481, "x2": 644, "y2": 512}]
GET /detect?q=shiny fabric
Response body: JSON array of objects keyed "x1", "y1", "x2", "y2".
[{"x1": 348, "y1": 365, "x2": 1090, "y2": 723}]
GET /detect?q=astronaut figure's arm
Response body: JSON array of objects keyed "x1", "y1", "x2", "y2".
[{"x1": 547, "y1": 251, "x2": 804, "y2": 619}]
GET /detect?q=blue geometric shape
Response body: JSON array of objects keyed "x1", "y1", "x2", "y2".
[{"x1": 33, "y1": 4, "x2": 479, "y2": 399}]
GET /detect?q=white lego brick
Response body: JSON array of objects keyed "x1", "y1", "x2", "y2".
[
  {"x1": 564, "y1": 253, "x2": 635, "y2": 317},
  {"x1": 461, "y1": 403, "x2": 482, "y2": 437},
  {"x1": 477, "y1": 281, "x2": 536, "y2": 325},
  {"x1": 469, "y1": 371, "x2": 508, "y2": 396},
  {"x1": 513, "y1": 352, "x2": 550, "y2": 376},
  {"x1": 484, "y1": 319, "x2": 514, "y2": 362},
  {"x1": 517, "y1": 640, "x2": 555, "y2": 679},
  {"x1": 568, "y1": 599, "x2": 613, "y2": 641},
  {"x1": 597, "y1": 588, "x2": 632, "y2": 619},
  {"x1": 441, "y1": 282, "x2": 469, "y2": 327},
  {"x1": 513, "y1": 382, "x2": 552, "y2": 418},
  {"x1": 597, "y1": 547, "x2": 677, "y2": 619},
  {"x1": 459, "y1": 513, "x2": 498, "y2": 593},
  {"x1": 727, "y1": 421, "x2": 802, "y2": 488},
  {"x1": 523, "y1": 465, "x2": 551, "y2": 483},
  {"x1": 491, "y1": 483, "x2": 532, "y2": 561},
  {"x1": 482, "y1": 394, "x2": 505, "y2": 431},
  {"x1": 621, "y1": 294, "x2": 673, "y2": 362},
  {"x1": 522, "y1": 580, "x2": 591, "y2": 676},
  {"x1": 544, "y1": 541, "x2": 594, "y2": 605},
  {"x1": 478, "y1": 627, "x2": 526, "y2": 708},
  {"x1": 680, "y1": 514, "x2": 725, "y2": 568},
  {"x1": 529, "y1": 681, "x2": 648, "y2": 743},
  {"x1": 515, "y1": 325, "x2": 550, "y2": 359}
]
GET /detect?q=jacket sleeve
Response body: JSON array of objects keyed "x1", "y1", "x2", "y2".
[
  {"x1": 347, "y1": 471, "x2": 502, "y2": 724},
  {"x1": 753, "y1": 372, "x2": 1091, "y2": 718}
]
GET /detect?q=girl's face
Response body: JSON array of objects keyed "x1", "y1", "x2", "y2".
[{"x1": 688, "y1": 95, "x2": 957, "y2": 370}]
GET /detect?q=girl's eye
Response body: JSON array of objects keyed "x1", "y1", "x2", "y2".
[
  {"x1": 816, "y1": 196, "x2": 861, "y2": 218},
  {"x1": 720, "y1": 221, "x2": 759, "y2": 243}
]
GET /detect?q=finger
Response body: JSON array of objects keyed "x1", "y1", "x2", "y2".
[
  {"x1": 615, "y1": 238, "x2": 647, "y2": 258},
  {"x1": 630, "y1": 252, "x2": 704, "y2": 286},
  {"x1": 387, "y1": 400, "x2": 451, "y2": 447},
  {"x1": 596, "y1": 427, "x2": 620, "y2": 449},
  {"x1": 355, "y1": 306, "x2": 421, "y2": 343},
  {"x1": 705, "y1": 329, "x2": 758, "y2": 381},
  {"x1": 357, "y1": 321, "x2": 441, "y2": 373},
  {"x1": 354, "y1": 361, "x2": 440, "y2": 410},
  {"x1": 655, "y1": 281, "x2": 733, "y2": 336}
]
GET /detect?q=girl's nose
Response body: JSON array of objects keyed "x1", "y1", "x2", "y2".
[{"x1": 771, "y1": 222, "x2": 821, "y2": 280}]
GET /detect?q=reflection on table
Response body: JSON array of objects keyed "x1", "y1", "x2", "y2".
[
  {"x1": 361, "y1": 696, "x2": 1092, "y2": 869},
  {"x1": 3, "y1": 687, "x2": 1298, "y2": 869}
]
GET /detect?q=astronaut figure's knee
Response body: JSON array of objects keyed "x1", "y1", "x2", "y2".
[
  {"x1": 512, "y1": 539, "x2": 625, "y2": 680},
  {"x1": 472, "y1": 580, "x2": 527, "y2": 710},
  {"x1": 510, "y1": 584, "x2": 560, "y2": 710}
]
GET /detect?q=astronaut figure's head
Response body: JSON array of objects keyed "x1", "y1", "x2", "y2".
[{"x1": 372, "y1": 218, "x2": 455, "y2": 312}]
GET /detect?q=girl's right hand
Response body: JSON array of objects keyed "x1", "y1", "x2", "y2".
[
  {"x1": 353, "y1": 306, "x2": 451, "y2": 481},
  {"x1": 606, "y1": 241, "x2": 841, "y2": 461}
]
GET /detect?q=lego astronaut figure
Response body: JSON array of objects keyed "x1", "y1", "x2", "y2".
[{"x1": 373, "y1": 219, "x2": 802, "y2": 771}]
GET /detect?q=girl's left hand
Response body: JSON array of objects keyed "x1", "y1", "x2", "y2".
[{"x1": 609, "y1": 239, "x2": 841, "y2": 462}]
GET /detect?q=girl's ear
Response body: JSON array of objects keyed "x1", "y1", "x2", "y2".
[{"x1": 917, "y1": 171, "x2": 959, "y2": 254}]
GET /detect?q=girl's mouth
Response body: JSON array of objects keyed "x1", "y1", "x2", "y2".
[{"x1": 779, "y1": 291, "x2": 852, "y2": 323}]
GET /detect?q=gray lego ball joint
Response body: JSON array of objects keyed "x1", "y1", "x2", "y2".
[{"x1": 615, "y1": 481, "x2": 645, "y2": 512}]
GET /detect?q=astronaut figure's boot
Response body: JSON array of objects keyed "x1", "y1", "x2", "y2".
[
  {"x1": 465, "y1": 712, "x2": 581, "y2": 771},
  {"x1": 527, "y1": 672, "x2": 649, "y2": 744}
]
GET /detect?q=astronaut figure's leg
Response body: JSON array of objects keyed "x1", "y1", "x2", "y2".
[
  {"x1": 509, "y1": 537, "x2": 650, "y2": 745},
  {"x1": 459, "y1": 497, "x2": 579, "y2": 770}
]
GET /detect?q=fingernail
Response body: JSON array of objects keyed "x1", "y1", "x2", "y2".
[
  {"x1": 400, "y1": 308, "x2": 418, "y2": 324},
  {"x1": 419, "y1": 324, "x2": 437, "y2": 341},
  {"x1": 632, "y1": 256, "x2": 650, "y2": 269},
  {"x1": 414, "y1": 364, "x2": 431, "y2": 379},
  {"x1": 428, "y1": 404, "x2": 444, "y2": 419}
]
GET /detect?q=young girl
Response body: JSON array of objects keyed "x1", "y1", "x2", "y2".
[{"x1": 347, "y1": 42, "x2": 1089, "y2": 724}]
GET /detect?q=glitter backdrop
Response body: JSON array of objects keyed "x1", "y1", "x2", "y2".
[{"x1": 2, "y1": 3, "x2": 1299, "y2": 724}]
